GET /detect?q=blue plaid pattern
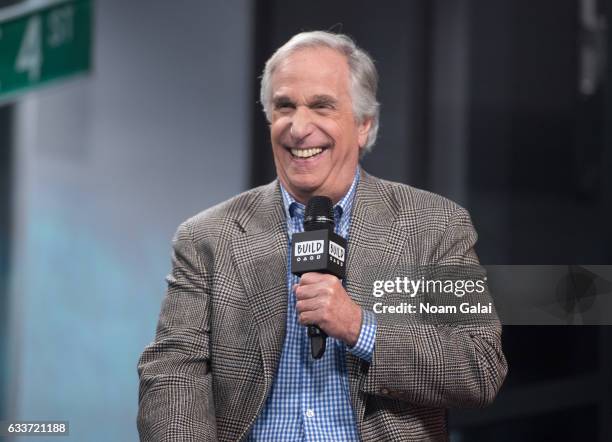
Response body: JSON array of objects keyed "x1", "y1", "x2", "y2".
[{"x1": 247, "y1": 168, "x2": 377, "y2": 441}]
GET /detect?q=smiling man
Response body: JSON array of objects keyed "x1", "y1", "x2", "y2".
[
  {"x1": 268, "y1": 44, "x2": 371, "y2": 204},
  {"x1": 138, "y1": 31, "x2": 507, "y2": 442}
]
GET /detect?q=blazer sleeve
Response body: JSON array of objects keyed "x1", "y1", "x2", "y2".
[
  {"x1": 137, "y1": 219, "x2": 218, "y2": 441},
  {"x1": 361, "y1": 206, "x2": 508, "y2": 408}
]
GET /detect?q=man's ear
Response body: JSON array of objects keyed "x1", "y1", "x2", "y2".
[{"x1": 357, "y1": 117, "x2": 373, "y2": 149}]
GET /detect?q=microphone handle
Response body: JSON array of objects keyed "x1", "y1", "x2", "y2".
[{"x1": 308, "y1": 325, "x2": 327, "y2": 359}]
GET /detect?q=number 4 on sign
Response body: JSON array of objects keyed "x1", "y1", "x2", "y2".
[{"x1": 16, "y1": 15, "x2": 43, "y2": 82}]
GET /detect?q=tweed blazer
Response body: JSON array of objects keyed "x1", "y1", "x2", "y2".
[{"x1": 137, "y1": 170, "x2": 507, "y2": 442}]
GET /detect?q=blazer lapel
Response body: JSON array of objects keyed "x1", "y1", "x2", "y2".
[
  {"x1": 344, "y1": 171, "x2": 405, "y2": 424},
  {"x1": 230, "y1": 181, "x2": 289, "y2": 391}
]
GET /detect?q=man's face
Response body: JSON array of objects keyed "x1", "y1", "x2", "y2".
[{"x1": 269, "y1": 47, "x2": 371, "y2": 204}]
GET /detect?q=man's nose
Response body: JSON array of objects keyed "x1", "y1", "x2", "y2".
[{"x1": 289, "y1": 107, "x2": 314, "y2": 141}]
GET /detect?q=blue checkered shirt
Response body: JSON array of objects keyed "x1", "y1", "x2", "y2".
[{"x1": 247, "y1": 168, "x2": 377, "y2": 441}]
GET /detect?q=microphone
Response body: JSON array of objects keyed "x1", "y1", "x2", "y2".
[{"x1": 291, "y1": 196, "x2": 347, "y2": 359}]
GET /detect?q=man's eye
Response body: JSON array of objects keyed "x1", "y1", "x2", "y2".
[{"x1": 275, "y1": 102, "x2": 294, "y2": 110}]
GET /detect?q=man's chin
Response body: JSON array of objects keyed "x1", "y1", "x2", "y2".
[{"x1": 284, "y1": 177, "x2": 326, "y2": 201}]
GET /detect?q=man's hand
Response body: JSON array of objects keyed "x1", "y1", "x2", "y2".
[{"x1": 294, "y1": 272, "x2": 362, "y2": 347}]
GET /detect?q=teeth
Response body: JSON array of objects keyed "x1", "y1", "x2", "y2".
[{"x1": 290, "y1": 147, "x2": 324, "y2": 158}]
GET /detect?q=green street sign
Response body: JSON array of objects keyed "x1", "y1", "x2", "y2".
[{"x1": 0, "y1": 0, "x2": 92, "y2": 102}]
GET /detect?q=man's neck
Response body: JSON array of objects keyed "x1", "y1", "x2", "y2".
[{"x1": 282, "y1": 167, "x2": 360, "y2": 206}]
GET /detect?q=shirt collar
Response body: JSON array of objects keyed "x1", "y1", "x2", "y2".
[{"x1": 279, "y1": 167, "x2": 360, "y2": 222}]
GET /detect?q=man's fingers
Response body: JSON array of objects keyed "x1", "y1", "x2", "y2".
[
  {"x1": 299, "y1": 272, "x2": 337, "y2": 285},
  {"x1": 295, "y1": 283, "x2": 334, "y2": 300},
  {"x1": 298, "y1": 272, "x2": 322, "y2": 285},
  {"x1": 295, "y1": 284, "x2": 317, "y2": 300},
  {"x1": 298, "y1": 311, "x2": 315, "y2": 326},
  {"x1": 296, "y1": 298, "x2": 321, "y2": 314}
]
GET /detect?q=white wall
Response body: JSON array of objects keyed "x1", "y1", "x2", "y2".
[{"x1": 8, "y1": 1, "x2": 253, "y2": 440}]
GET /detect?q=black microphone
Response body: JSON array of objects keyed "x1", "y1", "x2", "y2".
[{"x1": 291, "y1": 196, "x2": 347, "y2": 359}]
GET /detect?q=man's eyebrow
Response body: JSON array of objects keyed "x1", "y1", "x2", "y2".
[
  {"x1": 272, "y1": 95, "x2": 294, "y2": 106},
  {"x1": 271, "y1": 94, "x2": 338, "y2": 107},
  {"x1": 308, "y1": 95, "x2": 338, "y2": 106}
]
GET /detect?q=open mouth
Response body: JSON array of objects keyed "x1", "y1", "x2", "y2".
[{"x1": 286, "y1": 146, "x2": 328, "y2": 159}]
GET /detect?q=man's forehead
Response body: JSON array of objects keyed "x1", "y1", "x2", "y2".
[{"x1": 271, "y1": 47, "x2": 350, "y2": 94}]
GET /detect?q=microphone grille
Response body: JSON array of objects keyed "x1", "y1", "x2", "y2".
[{"x1": 304, "y1": 196, "x2": 334, "y2": 230}]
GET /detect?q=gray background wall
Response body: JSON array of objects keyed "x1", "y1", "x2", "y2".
[{"x1": 6, "y1": 1, "x2": 253, "y2": 440}]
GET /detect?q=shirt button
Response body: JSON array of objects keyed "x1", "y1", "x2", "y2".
[{"x1": 305, "y1": 409, "x2": 315, "y2": 418}]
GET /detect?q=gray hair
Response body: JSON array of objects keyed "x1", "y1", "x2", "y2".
[{"x1": 260, "y1": 31, "x2": 380, "y2": 155}]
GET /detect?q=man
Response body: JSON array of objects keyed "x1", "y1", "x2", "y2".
[{"x1": 138, "y1": 31, "x2": 507, "y2": 441}]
